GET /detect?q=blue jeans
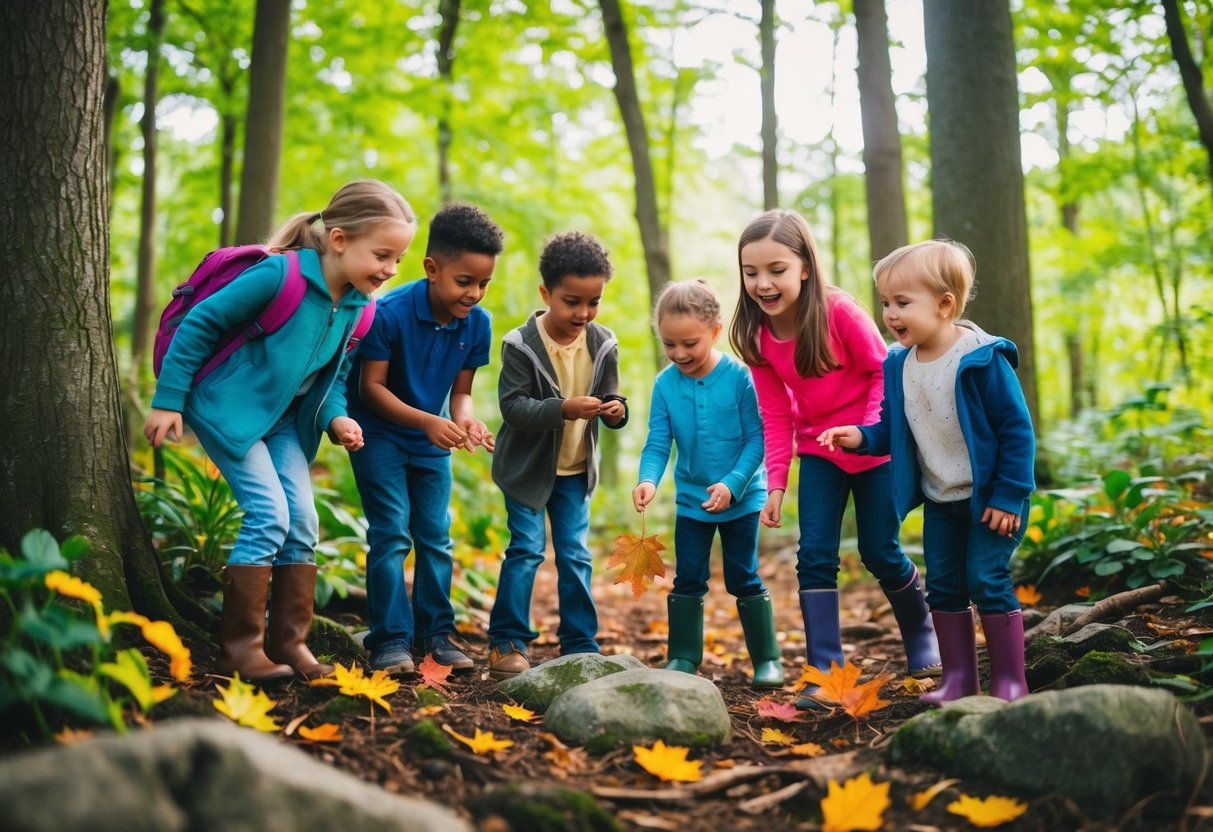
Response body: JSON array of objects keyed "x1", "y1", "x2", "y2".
[
  {"x1": 922, "y1": 497, "x2": 1023, "y2": 613},
  {"x1": 795, "y1": 455, "x2": 914, "y2": 590},
  {"x1": 672, "y1": 512, "x2": 765, "y2": 598},
  {"x1": 199, "y1": 408, "x2": 318, "y2": 567},
  {"x1": 489, "y1": 474, "x2": 599, "y2": 654},
  {"x1": 349, "y1": 442, "x2": 455, "y2": 651}
]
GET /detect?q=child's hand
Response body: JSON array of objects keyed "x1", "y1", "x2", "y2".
[
  {"x1": 458, "y1": 418, "x2": 495, "y2": 453},
  {"x1": 598, "y1": 399, "x2": 625, "y2": 425},
  {"x1": 562, "y1": 396, "x2": 603, "y2": 420},
  {"x1": 330, "y1": 416, "x2": 364, "y2": 451},
  {"x1": 818, "y1": 426, "x2": 862, "y2": 452},
  {"x1": 702, "y1": 483, "x2": 733, "y2": 513},
  {"x1": 760, "y1": 490, "x2": 784, "y2": 528},
  {"x1": 424, "y1": 415, "x2": 468, "y2": 451},
  {"x1": 144, "y1": 408, "x2": 182, "y2": 448},
  {"x1": 632, "y1": 482, "x2": 656, "y2": 513},
  {"x1": 981, "y1": 506, "x2": 1021, "y2": 538}
]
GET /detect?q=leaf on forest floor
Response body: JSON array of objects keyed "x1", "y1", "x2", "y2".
[
  {"x1": 901, "y1": 676, "x2": 934, "y2": 696},
  {"x1": 213, "y1": 673, "x2": 280, "y2": 732},
  {"x1": 502, "y1": 703, "x2": 536, "y2": 722},
  {"x1": 908, "y1": 778, "x2": 960, "y2": 810},
  {"x1": 946, "y1": 794, "x2": 1028, "y2": 827},
  {"x1": 443, "y1": 724, "x2": 513, "y2": 755},
  {"x1": 633, "y1": 739, "x2": 703, "y2": 783},
  {"x1": 820, "y1": 772, "x2": 890, "y2": 832},
  {"x1": 298, "y1": 723, "x2": 343, "y2": 743},
  {"x1": 606, "y1": 532, "x2": 667, "y2": 598},
  {"x1": 416, "y1": 655, "x2": 454, "y2": 695},
  {"x1": 310, "y1": 662, "x2": 400, "y2": 712},
  {"x1": 754, "y1": 697, "x2": 803, "y2": 722},
  {"x1": 789, "y1": 742, "x2": 825, "y2": 757},
  {"x1": 1015, "y1": 584, "x2": 1042, "y2": 606},
  {"x1": 54, "y1": 726, "x2": 93, "y2": 745},
  {"x1": 760, "y1": 727, "x2": 797, "y2": 746},
  {"x1": 796, "y1": 661, "x2": 894, "y2": 720},
  {"x1": 542, "y1": 732, "x2": 589, "y2": 776}
]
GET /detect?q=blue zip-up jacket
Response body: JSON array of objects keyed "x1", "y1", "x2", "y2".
[
  {"x1": 151, "y1": 248, "x2": 372, "y2": 461},
  {"x1": 855, "y1": 323, "x2": 1035, "y2": 524}
]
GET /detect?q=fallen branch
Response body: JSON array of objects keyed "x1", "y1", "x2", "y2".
[
  {"x1": 737, "y1": 780, "x2": 811, "y2": 814},
  {"x1": 591, "y1": 765, "x2": 793, "y2": 802},
  {"x1": 1061, "y1": 582, "x2": 1167, "y2": 637}
]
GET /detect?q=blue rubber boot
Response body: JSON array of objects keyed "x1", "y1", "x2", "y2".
[
  {"x1": 795, "y1": 589, "x2": 845, "y2": 709},
  {"x1": 880, "y1": 565, "x2": 942, "y2": 678}
]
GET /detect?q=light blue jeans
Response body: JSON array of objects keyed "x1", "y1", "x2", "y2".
[
  {"x1": 489, "y1": 474, "x2": 599, "y2": 654},
  {"x1": 198, "y1": 408, "x2": 318, "y2": 567},
  {"x1": 349, "y1": 441, "x2": 455, "y2": 651}
]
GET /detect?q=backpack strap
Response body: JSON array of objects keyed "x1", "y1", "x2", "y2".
[
  {"x1": 194, "y1": 250, "x2": 306, "y2": 383},
  {"x1": 345, "y1": 296, "x2": 377, "y2": 355}
]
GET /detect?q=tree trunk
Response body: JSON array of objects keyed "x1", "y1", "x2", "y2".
[
  {"x1": 436, "y1": 0, "x2": 461, "y2": 204},
  {"x1": 598, "y1": 0, "x2": 671, "y2": 306},
  {"x1": 104, "y1": 73, "x2": 120, "y2": 214},
  {"x1": 1162, "y1": 0, "x2": 1213, "y2": 202},
  {"x1": 220, "y1": 110, "x2": 236, "y2": 247},
  {"x1": 0, "y1": 0, "x2": 206, "y2": 639},
  {"x1": 235, "y1": 0, "x2": 291, "y2": 245},
  {"x1": 854, "y1": 0, "x2": 907, "y2": 317},
  {"x1": 923, "y1": 0, "x2": 1039, "y2": 428},
  {"x1": 760, "y1": 0, "x2": 778, "y2": 209},
  {"x1": 132, "y1": 0, "x2": 166, "y2": 377}
]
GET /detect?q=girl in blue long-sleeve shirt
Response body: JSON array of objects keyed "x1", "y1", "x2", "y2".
[{"x1": 632, "y1": 279, "x2": 783, "y2": 689}]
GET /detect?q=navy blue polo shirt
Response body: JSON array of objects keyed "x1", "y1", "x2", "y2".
[{"x1": 346, "y1": 278, "x2": 491, "y2": 456}]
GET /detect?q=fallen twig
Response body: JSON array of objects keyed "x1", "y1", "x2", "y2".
[
  {"x1": 592, "y1": 765, "x2": 793, "y2": 802},
  {"x1": 737, "y1": 780, "x2": 811, "y2": 813},
  {"x1": 1061, "y1": 582, "x2": 1167, "y2": 636}
]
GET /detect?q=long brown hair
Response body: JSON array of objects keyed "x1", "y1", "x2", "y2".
[
  {"x1": 728, "y1": 209, "x2": 839, "y2": 378},
  {"x1": 267, "y1": 179, "x2": 415, "y2": 252}
]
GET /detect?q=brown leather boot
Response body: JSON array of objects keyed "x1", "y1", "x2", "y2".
[
  {"x1": 266, "y1": 563, "x2": 334, "y2": 680},
  {"x1": 216, "y1": 565, "x2": 294, "y2": 684}
]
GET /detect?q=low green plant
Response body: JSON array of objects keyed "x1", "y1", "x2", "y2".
[{"x1": 0, "y1": 530, "x2": 193, "y2": 740}]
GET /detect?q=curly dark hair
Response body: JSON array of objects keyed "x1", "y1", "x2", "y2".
[
  {"x1": 426, "y1": 202, "x2": 505, "y2": 258},
  {"x1": 538, "y1": 231, "x2": 613, "y2": 290}
]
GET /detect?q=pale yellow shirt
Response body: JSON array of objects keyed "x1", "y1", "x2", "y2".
[{"x1": 537, "y1": 316, "x2": 591, "y2": 474}]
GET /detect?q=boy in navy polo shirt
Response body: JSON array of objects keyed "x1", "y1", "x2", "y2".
[{"x1": 348, "y1": 203, "x2": 503, "y2": 675}]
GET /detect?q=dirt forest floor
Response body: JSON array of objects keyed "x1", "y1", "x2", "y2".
[{"x1": 151, "y1": 540, "x2": 1213, "y2": 831}]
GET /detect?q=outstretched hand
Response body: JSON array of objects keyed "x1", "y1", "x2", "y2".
[
  {"x1": 817, "y1": 426, "x2": 862, "y2": 452},
  {"x1": 458, "y1": 417, "x2": 495, "y2": 453}
]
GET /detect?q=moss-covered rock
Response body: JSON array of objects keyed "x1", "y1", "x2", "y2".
[
  {"x1": 1055, "y1": 650, "x2": 1151, "y2": 689},
  {"x1": 496, "y1": 653, "x2": 645, "y2": 711},
  {"x1": 468, "y1": 783, "x2": 623, "y2": 832}
]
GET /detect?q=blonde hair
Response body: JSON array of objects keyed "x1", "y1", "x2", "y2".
[
  {"x1": 874, "y1": 238, "x2": 975, "y2": 318},
  {"x1": 728, "y1": 209, "x2": 840, "y2": 378},
  {"x1": 267, "y1": 179, "x2": 415, "y2": 252},
  {"x1": 653, "y1": 278, "x2": 721, "y2": 330}
]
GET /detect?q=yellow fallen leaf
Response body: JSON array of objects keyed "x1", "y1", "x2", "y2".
[
  {"x1": 633, "y1": 739, "x2": 703, "y2": 783},
  {"x1": 820, "y1": 772, "x2": 890, "y2": 832},
  {"x1": 901, "y1": 676, "x2": 934, "y2": 696},
  {"x1": 790, "y1": 742, "x2": 825, "y2": 757},
  {"x1": 298, "y1": 723, "x2": 343, "y2": 743},
  {"x1": 502, "y1": 703, "x2": 536, "y2": 722},
  {"x1": 310, "y1": 662, "x2": 400, "y2": 712},
  {"x1": 947, "y1": 794, "x2": 1028, "y2": 828},
  {"x1": 213, "y1": 674, "x2": 280, "y2": 732},
  {"x1": 444, "y1": 725, "x2": 514, "y2": 755},
  {"x1": 909, "y1": 778, "x2": 960, "y2": 811},
  {"x1": 761, "y1": 727, "x2": 797, "y2": 746},
  {"x1": 417, "y1": 705, "x2": 445, "y2": 716}
]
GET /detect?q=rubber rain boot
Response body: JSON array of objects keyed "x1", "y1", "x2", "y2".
[
  {"x1": 920, "y1": 607, "x2": 980, "y2": 707},
  {"x1": 216, "y1": 565, "x2": 295, "y2": 684},
  {"x1": 664, "y1": 593, "x2": 703, "y2": 673},
  {"x1": 737, "y1": 592, "x2": 785, "y2": 689},
  {"x1": 880, "y1": 565, "x2": 941, "y2": 677},
  {"x1": 795, "y1": 589, "x2": 845, "y2": 709},
  {"x1": 266, "y1": 563, "x2": 334, "y2": 680},
  {"x1": 981, "y1": 610, "x2": 1030, "y2": 702}
]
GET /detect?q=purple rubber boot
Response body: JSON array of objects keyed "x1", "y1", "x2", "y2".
[
  {"x1": 920, "y1": 608, "x2": 979, "y2": 707},
  {"x1": 981, "y1": 610, "x2": 1030, "y2": 702}
]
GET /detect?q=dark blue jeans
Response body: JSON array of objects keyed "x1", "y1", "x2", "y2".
[
  {"x1": 349, "y1": 443, "x2": 455, "y2": 651},
  {"x1": 672, "y1": 512, "x2": 765, "y2": 598},
  {"x1": 488, "y1": 474, "x2": 599, "y2": 654},
  {"x1": 922, "y1": 497, "x2": 1022, "y2": 613},
  {"x1": 795, "y1": 455, "x2": 915, "y2": 591}
]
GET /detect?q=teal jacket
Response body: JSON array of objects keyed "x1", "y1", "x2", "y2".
[{"x1": 151, "y1": 248, "x2": 372, "y2": 461}]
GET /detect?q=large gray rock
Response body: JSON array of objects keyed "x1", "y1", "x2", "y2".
[
  {"x1": 0, "y1": 717, "x2": 467, "y2": 832},
  {"x1": 888, "y1": 685, "x2": 1205, "y2": 820},
  {"x1": 544, "y1": 668, "x2": 731, "y2": 748},
  {"x1": 496, "y1": 652, "x2": 645, "y2": 711}
]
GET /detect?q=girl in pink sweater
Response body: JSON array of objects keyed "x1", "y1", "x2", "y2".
[{"x1": 729, "y1": 209, "x2": 939, "y2": 708}]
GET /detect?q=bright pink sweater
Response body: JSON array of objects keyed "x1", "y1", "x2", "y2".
[{"x1": 750, "y1": 292, "x2": 890, "y2": 491}]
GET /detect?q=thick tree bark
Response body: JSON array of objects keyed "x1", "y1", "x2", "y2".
[
  {"x1": 0, "y1": 0, "x2": 206, "y2": 639},
  {"x1": 760, "y1": 0, "x2": 778, "y2": 209},
  {"x1": 598, "y1": 0, "x2": 671, "y2": 305},
  {"x1": 220, "y1": 110, "x2": 236, "y2": 247},
  {"x1": 235, "y1": 0, "x2": 291, "y2": 245},
  {"x1": 436, "y1": 0, "x2": 462, "y2": 204},
  {"x1": 104, "y1": 73, "x2": 121, "y2": 214},
  {"x1": 1161, "y1": 0, "x2": 1213, "y2": 201},
  {"x1": 132, "y1": 0, "x2": 166, "y2": 375},
  {"x1": 854, "y1": 0, "x2": 907, "y2": 317},
  {"x1": 923, "y1": 0, "x2": 1039, "y2": 428}
]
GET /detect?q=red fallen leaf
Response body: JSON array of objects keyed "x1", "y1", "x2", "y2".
[
  {"x1": 417, "y1": 655, "x2": 453, "y2": 695},
  {"x1": 755, "y1": 697, "x2": 803, "y2": 722}
]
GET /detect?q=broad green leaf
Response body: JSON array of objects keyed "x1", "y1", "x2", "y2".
[
  {"x1": 1105, "y1": 538, "x2": 1143, "y2": 554},
  {"x1": 1102, "y1": 470, "x2": 1131, "y2": 500},
  {"x1": 19, "y1": 602, "x2": 105, "y2": 650},
  {"x1": 21, "y1": 530, "x2": 69, "y2": 570}
]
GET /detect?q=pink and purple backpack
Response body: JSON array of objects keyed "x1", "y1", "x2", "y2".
[{"x1": 152, "y1": 246, "x2": 376, "y2": 382}]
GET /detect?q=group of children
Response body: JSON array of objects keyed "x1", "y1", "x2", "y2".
[{"x1": 146, "y1": 178, "x2": 1035, "y2": 709}]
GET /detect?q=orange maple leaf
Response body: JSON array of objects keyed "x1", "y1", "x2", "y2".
[
  {"x1": 298, "y1": 723, "x2": 344, "y2": 743},
  {"x1": 417, "y1": 655, "x2": 454, "y2": 695},
  {"x1": 1014, "y1": 584, "x2": 1042, "y2": 606},
  {"x1": 606, "y1": 532, "x2": 666, "y2": 599},
  {"x1": 796, "y1": 660, "x2": 894, "y2": 720}
]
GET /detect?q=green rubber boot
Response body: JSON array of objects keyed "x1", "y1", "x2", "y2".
[
  {"x1": 664, "y1": 593, "x2": 703, "y2": 673},
  {"x1": 737, "y1": 592, "x2": 785, "y2": 689}
]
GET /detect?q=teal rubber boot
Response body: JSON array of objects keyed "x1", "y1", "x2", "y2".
[
  {"x1": 664, "y1": 593, "x2": 703, "y2": 673},
  {"x1": 737, "y1": 592, "x2": 785, "y2": 689}
]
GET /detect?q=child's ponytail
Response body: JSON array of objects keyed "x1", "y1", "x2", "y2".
[{"x1": 267, "y1": 180, "x2": 415, "y2": 253}]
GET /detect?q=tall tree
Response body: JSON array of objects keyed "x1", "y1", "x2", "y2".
[
  {"x1": 923, "y1": 0, "x2": 1039, "y2": 427},
  {"x1": 854, "y1": 0, "x2": 907, "y2": 316},
  {"x1": 436, "y1": 0, "x2": 462, "y2": 203},
  {"x1": 131, "y1": 0, "x2": 166, "y2": 376},
  {"x1": 235, "y1": 0, "x2": 290, "y2": 245},
  {"x1": 1161, "y1": 0, "x2": 1213, "y2": 204},
  {"x1": 759, "y1": 0, "x2": 778, "y2": 209},
  {"x1": 0, "y1": 0, "x2": 203, "y2": 636}
]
